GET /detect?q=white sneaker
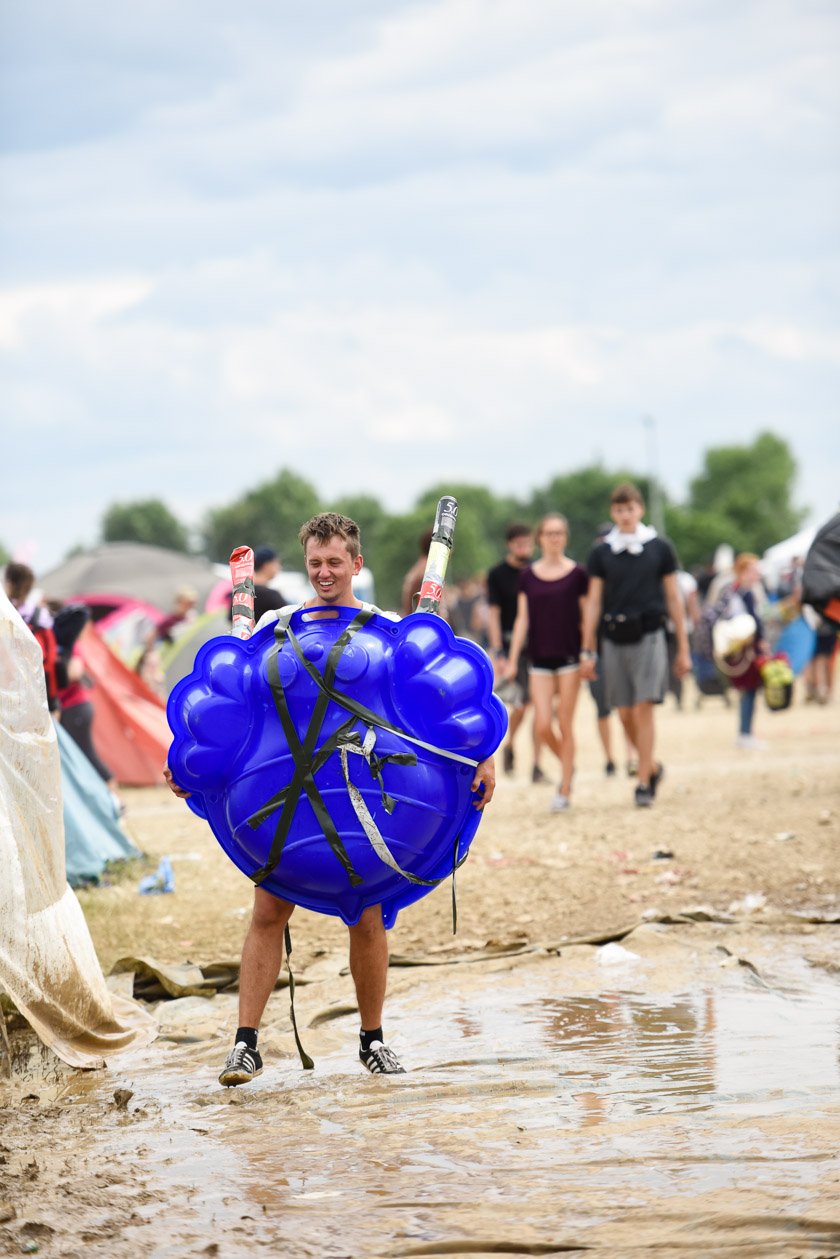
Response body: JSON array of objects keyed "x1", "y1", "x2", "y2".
[
  {"x1": 736, "y1": 734, "x2": 767, "y2": 750},
  {"x1": 551, "y1": 792, "x2": 571, "y2": 812},
  {"x1": 360, "y1": 1041, "x2": 405, "y2": 1074}
]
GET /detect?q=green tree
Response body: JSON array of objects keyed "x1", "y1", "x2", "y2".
[
  {"x1": 685, "y1": 431, "x2": 806, "y2": 559},
  {"x1": 374, "y1": 508, "x2": 438, "y2": 611},
  {"x1": 201, "y1": 469, "x2": 320, "y2": 565},
  {"x1": 662, "y1": 504, "x2": 735, "y2": 570},
  {"x1": 101, "y1": 498, "x2": 190, "y2": 552}
]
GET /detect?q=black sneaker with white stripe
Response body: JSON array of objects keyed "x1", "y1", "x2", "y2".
[
  {"x1": 219, "y1": 1041, "x2": 263, "y2": 1087},
  {"x1": 359, "y1": 1040, "x2": 405, "y2": 1074}
]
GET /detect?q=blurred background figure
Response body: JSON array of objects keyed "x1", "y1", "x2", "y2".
[
  {"x1": 154, "y1": 585, "x2": 198, "y2": 645},
  {"x1": 486, "y1": 523, "x2": 545, "y2": 783},
  {"x1": 727, "y1": 552, "x2": 770, "y2": 750},
  {"x1": 53, "y1": 606, "x2": 123, "y2": 812},
  {"x1": 226, "y1": 544, "x2": 287, "y2": 625},
  {"x1": 586, "y1": 525, "x2": 639, "y2": 776},
  {"x1": 4, "y1": 561, "x2": 62, "y2": 714},
  {"x1": 806, "y1": 615, "x2": 838, "y2": 704},
  {"x1": 505, "y1": 513, "x2": 589, "y2": 812},
  {"x1": 401, "y1": 528, "x2": 434, "y2": 616},
  {"x1": 667, "y1": 565, "x2": 701, "y2": 710},
  {"x1": 449, "y1": 575, "x2": 488, "y2": 645}
]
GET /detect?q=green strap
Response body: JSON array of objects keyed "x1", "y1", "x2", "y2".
[
  {"x1": 284, "y1": 924, "x2": 314, "y2": 1070},
  {"x1": 250, "y1": 612, "x2": 373, "y2": 886},
  {"x1": 285, "y1": 622, "x2": 479, "y2": 769},
  {"x1": 247, "y1": 607, "x2": 474, "y2": 904}
]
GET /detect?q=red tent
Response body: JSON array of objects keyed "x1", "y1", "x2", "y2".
[{"x1": 77, "y1": 624, "x2": 171, "y2": 787}]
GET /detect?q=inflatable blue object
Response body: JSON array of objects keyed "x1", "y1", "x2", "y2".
[{"x1": 167, "y1": 607, "x2": 507, "y2": 927}]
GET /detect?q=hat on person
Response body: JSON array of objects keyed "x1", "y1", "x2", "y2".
[{"x1": 253, "y1": 546, "x2": 279, "y2": 569}]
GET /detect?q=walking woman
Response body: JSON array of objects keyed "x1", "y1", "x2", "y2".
[{"x1": 505, "y1": 513, "x2": 589, "y2": 811}]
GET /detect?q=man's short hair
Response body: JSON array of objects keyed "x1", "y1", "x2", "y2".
[
  {"x1": 505, "y1": 522, "x2": 532, "y2": 542},
  {"x1": 298, "y1": 513, "x2": 361, "y2": 559},
  {"x1": 610, "y1": 482, "x2": 645, "y2": 507},
  {"x1": 4, "y1": 561, "x2": 35, "y2": 603}
]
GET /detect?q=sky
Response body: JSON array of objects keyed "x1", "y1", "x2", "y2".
[{"x1": 1, "y1": 0, "x2": 838, "y2": 571}]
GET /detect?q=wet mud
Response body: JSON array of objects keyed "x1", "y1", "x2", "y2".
[{"x1": 3, "y1": 922, "x2": 840, "y2": 1258}]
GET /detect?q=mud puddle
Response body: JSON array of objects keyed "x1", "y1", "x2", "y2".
[{"x1": 2, "y1": 923, "x2": 840, "y2": 1258}]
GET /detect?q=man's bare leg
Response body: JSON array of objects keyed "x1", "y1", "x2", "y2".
[
  {"x1": 596, "y1": 714, "x2": 613, "y2": 765},
  {"x1": 219, "y1": 889, "x2": 295, "y2": 1086},
  {"x1": 350, "y1": 905, "x2": 405, "y2": 1072},
  {"x1": 556, "y1": 671, "x2": 581, "y2": 797},
  {"x1": 349, "y1": 904, "x2": 389, "y2": 1030},
  {"x1": 238, "y1": 889, "x2": 295, "y2": 1027},
  {"x1": 502, "y1": 703, "x2": 527, "y2": 772},
  {"x1": 617, "y1": 706, "x2": 638, "y2": 772},
  {"x1": 630, "y1": 701, "x2": 655, "y2": 787}
]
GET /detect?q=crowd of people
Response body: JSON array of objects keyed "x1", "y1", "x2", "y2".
[
  {"x1": 7, "y1": 486, "x2": 837, "y2": 823},
  {"x1": 408, "y1": 482, "x2": 838, "y2": 813}
]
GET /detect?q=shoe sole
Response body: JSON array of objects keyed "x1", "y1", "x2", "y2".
[{"x1": 219, "y1": 1067, "x2": 263, "y2": 1087}]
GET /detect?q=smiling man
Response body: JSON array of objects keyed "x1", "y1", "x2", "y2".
[{"x1": 168, "y1": 512, "x2": 496, "y2": 1084}]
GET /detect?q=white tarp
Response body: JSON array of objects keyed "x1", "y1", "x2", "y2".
[
  {"x1": 0, "y1": 590, "x2": 156, "y2": 1068},
  {"x1": 762, "y1": 526, "x2": 817, "y2": 589}
]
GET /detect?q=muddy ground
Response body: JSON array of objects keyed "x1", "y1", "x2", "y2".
[{"x1": 2, "y1": 686, "x2": 839, "y2": 1258}]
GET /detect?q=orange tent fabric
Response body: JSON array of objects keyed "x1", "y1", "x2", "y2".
[{"x1": 77, "y1": 623, "x2": 171, "y2": 786}]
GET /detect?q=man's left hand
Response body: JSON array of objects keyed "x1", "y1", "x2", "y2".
[
  {"x1": 163, "y1": 764, "x2": 191, "y2": 799},
  {"x1": 471, "y1": 756, "x2": 496, "y2": 809},
  {"x1": 675, "y1": 647, "x2": 692, "y2": 679}
]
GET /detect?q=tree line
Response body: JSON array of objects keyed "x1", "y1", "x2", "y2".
[{"x1": 92, "y1": 431, "x2": 803, "y2": 609}]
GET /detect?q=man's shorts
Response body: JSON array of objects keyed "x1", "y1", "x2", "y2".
[{"x1": 601, "y1": 629, "x2": 669, "y2": 709}]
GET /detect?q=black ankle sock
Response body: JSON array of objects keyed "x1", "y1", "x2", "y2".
[
  {"x1": 360, "y1": 1026, "x2": 383, "y2": 1053},
  {"x1": 235, "y1": 1026, "x2": 258, "y2": 1051}
]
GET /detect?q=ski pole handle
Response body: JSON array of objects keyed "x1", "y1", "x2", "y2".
[
  {"x1": 416, "y1": 496, "x2": 458, "y2": 615},
  {"x1": 230, "y1": 546, "x2": 256, "y2": 639}
]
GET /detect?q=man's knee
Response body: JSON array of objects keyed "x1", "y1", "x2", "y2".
[
  {"x1": 349, "y1": 905, "x2": 385, "y2": 943},
  {"x1": 250, "y1": 890, "x2": 294, "y2": 931}
]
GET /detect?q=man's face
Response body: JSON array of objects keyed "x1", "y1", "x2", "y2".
[
  {"x1": 610, "y1": 499, "x2": 645, "y2": 534},
  {"x1": 258, "y1": 558, "x2": 281, "y2": 582},
  {"x1": 507, "y1": 533, "x2": 534, "y2": 565},
  {"x1": 305, "y1": 535, "x2": 363, "y2": 604}
]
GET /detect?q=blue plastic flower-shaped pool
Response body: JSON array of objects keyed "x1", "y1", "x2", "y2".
[{"x1": 166, "y1": 607, "x2": 507, "y2": 927}]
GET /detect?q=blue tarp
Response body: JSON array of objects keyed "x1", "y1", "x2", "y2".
[{"x1": 56, "y1": 722, "x2": 142, "y2": 885}]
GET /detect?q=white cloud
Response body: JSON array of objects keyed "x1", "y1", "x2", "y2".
[{"x1": 0, "y1": 278, "x2": 152, "y2": 350}]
